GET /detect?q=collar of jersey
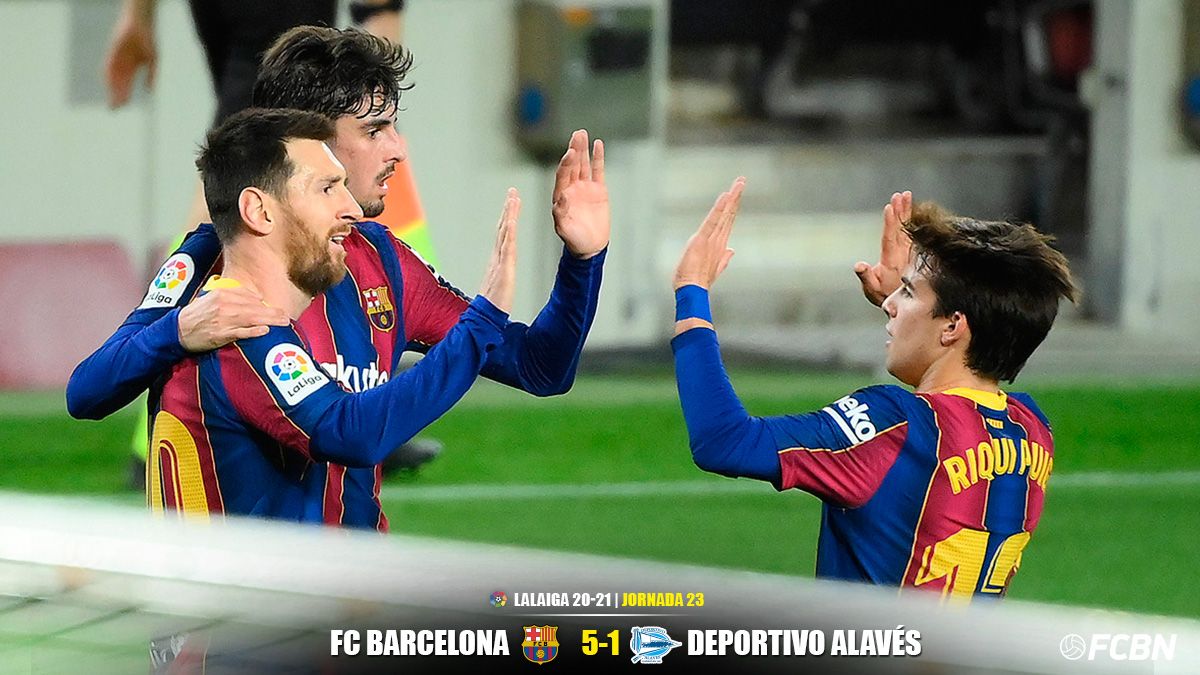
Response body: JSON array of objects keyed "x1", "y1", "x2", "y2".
[
  {"x1": 942, "y1": 387, "x2": 1007, "y2": 410},
  {"x1": 202, "y1": 275, "x2": 242, "y2": 291}
]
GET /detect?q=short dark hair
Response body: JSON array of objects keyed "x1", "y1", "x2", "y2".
[
  {"x1": 195, "y1": 108, "x2": 335, "y2": 243},
  {"x1": 252, "y1": 26, "x2": 414, "y2": 119},
  {"x1": 905, "y1": 202, "x2": 1079, "y2": 383}
]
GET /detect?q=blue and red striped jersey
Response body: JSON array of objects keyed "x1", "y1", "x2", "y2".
[
  {"x1": 672, "y1": 326, "x2": 1055, "y2": 601},
  {"x1": 150, "y1": 274, "x2": 508, "y2": 524},
  {"x1": 71, "y1": 221, "x2": 605, "y2": 530}
]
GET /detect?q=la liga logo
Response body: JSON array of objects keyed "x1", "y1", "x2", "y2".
[
  {"x1": 153, "y1": 258, "x2": 189, "y2": 290},
  {"x1": 264, "y1": 343, "x2": 329, "y2": 405},
  {"x1": 271, "y1": 349, "x2": 310, "y2": 382}
]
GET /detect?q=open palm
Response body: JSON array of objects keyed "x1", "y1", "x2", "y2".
[{"x1": 552, "y1": 130, "x2": 609, "y2": 260}]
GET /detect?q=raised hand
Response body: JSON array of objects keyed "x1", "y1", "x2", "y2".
[
  {"x1": 104, "y1": 8, "x2": 157, "y2": 108},
  {"x1": 551, "y1": 129, "x2": 609, "y2": 260},
  {"x1": 177, "y1": 286, "x2": 290, "y2": 352},
  {"x1": 478, "y1": 188, "x2": 521, "y2": 313},
  {"x1": 673, "y1": 178, "x2": 745, "y2": 290},
  {"x1": 854, "y1": 190, "x2": 913, "y2": 306}
]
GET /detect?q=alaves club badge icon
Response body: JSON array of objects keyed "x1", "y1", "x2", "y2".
[
  {"x1": 362, "y1": 286, "x2": 396, "y2": 331},
  {"x1": 629, "y1": 626, "x2": 682, "y2": 664},
  {"x1": 522, "y1": 625, "x2": 559, "y2": 665}
]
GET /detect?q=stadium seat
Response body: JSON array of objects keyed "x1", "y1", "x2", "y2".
[{"x1": 0, "y1": 242, "x2": 140, "y2": 389}]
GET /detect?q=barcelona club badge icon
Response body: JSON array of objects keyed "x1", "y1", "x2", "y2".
[
  {"x1": 362, "y1": 286, "x2": 396, "y2": 332},
  {"x1": 522, "y1": 625, "x2": 559, "y2": 665}
]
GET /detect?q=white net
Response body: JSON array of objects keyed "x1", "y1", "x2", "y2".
[{"x1": 0, "y1": 491, "x2": 1197, "y2": 674}]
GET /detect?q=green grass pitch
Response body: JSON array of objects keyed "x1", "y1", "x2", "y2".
[{"x1": 3, "y1": 370, "x2": 1198, "y2": 618}]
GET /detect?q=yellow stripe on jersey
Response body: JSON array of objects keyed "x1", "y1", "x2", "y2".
[
  {"x1": 942, "y1": 387, "x2": 1007, "y2": 411},
  {"x1": 202, "y1": 275, "x2": 242, "y2": 291},
  {"x1": 150, "y1": 411, "x2": 211, "y2": 522}
]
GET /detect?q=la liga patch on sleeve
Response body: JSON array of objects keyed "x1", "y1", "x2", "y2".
[
  {"x1": 265, "y1": 343, "x2": 330, "y2": 405},
  {"x1": 138, "y1": 253, "x2": 195, "y2": 309}
]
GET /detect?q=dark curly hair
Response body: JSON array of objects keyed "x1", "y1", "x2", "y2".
[
  {"x1": 252, "y1": 25, "x2": 414, "y2": 118},
  {"x1": 905, "y1": 202, "x2": 1079, "y2": 383}
]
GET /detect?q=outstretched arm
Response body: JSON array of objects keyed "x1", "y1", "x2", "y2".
[
  {"x1": 400, "y1": 132, "x2": 608, "y2": 396},
  {"x1": 229, "y1": 298, "x2": 506, "y2": 467},
  {"x1": 66, "y1": 230, "x2": 288, "y2": 419},
  {"x1": 480, "y1": 130, "x2": 608, "y2": 394},
  {"x1": 228, "y1": 193, "x2": 521, "y2": 467},
  {"x1": 670, "y1": 178, "x2": 782, "y2": 481},
  {"x1": 671, "y1": 181, "x2": 909, "y2": 506}
]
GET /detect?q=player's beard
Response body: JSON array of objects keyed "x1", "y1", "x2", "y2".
[
  {"x1": 280, "y1": 207, "x2": 348, "y2": 297},
  {"x1": 359, "y1": 197, "x2": 384, "y2": 219},
  {"x1": 356, "y1": 164, "x2": 393, "y2": 219}
]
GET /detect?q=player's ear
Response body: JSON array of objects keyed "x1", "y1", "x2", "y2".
[
  {"x1": 940, "y1": 311, "x2": 970, "y2": 347},
  {"x1": 238, "y1": 187, "x2": 274, "y2": 236}
]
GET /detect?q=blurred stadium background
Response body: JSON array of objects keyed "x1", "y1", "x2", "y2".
[{"x1": 1, "y1": 0, "x2": 1200, "y2": 672}]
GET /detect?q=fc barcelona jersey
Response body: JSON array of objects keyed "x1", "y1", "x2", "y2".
[
  {"x1": 69, "y1": 217, "x2": 604, "y2": 529},
  {"x1": 148, "y1": 221, "x2": 483, "y2": 530},
  {"x1": 671, "y1": 326, "x2": 1056, "y2": 601},
  {"x1": 778, "y1": 385, "x2": 1054, "y2": 600},
  {"x1": 150, "y1": 276, "x2": 507, "y2": 525}
]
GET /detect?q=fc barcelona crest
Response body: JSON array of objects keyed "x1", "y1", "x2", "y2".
[
  {"x1": 362, "y1": 286, "x2": 395, "y2": 332},
  {"x1": 522, "y1": 625, "x2": 559, "y2": 665}
]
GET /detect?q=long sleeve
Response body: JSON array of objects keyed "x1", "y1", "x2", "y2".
[
  {"x1": 66, "y1": 229, "x2": 221, "y2": 419},
  {"x1": 479, "y1": 247, "x2": 605, "y2": 395},
  {"x1": 220, "y1": 296, "x2": 507, "y2": 468},
  {"x1": 394, "y1": 230, "x2": 605, "y2": 397},
  {"x1": 672, "y1": 288, "x2": 911, "y2": 507},
  {"x1": 66, "y1": 310, "x2": 189, "y2": 419},
  {"x1": 671, "y1": 326, "x2": 785, "y2": 484}
]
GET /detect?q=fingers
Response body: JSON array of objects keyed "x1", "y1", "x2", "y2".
[
  {"x1": 698, "y1": 191, "x2": 730, "y2": 238},
  {"x1": 146, "y1": 54, "x2": 157, "y2": 91},
  {"x1": 883, "y1": 191, "x2": 913, "y2": 236},
  {"x1": 854, "y1": 261, "x2": 880, "y2": 287},
  {"x1": 882, "y1": 202, "x2": 900, "y2": 245},
  {"x1": 498, "y1": 187, "x2": 520, "y2": 230},
  {"x1": 179, "y1": 287, "x2": 291, "y2": 351},
  {"x1": 573, "y1": 129, "x2": 589, "y2": 183},
  {"x1": 719, "y1": 177, "x2": 745, "y2": 233},
  {"x1": 505, "y1": 187, "x2": 522, "y2": 235},
  {"x1": 494, "y1": 188, "x2": 520, "y2": 312},
  {"x1": 881, "y1": 191, "x2": 914, "y2": 269},
  {"x1": 710, "y1": 177, "x2": 745, "y2": 251},
  {"x1": 553, "y1": 147, "x2": 575, "y2": 202},
  {"x1": 219, "y1": 292, "x2": 290, "y2": 328},
  {"x1": 497, "y1": 188, "x2": 520, "y2": 260},
  {"x1": 230, "y1": 325, "x2": 272, "y2": 341},
  {"x1": 697, "y1": 176, "x2": 746, "y2": 243},
  {"x1": 715, "y1": 249, "x2": 735, "y2": 278},
  {"x1": 105, "y1": 62, "x2": 130, "y2": 108},
  {"x1": 249, "y1": 303, "x2": 291, "y2": 326},
  {"x1": 591, "y1": 138, "x2": 605, "y2": 185},
  {"x1": 853, "y1": 263, "x2": 884, "y2": 306}
]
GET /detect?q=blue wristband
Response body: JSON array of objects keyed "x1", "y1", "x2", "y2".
[{"x1": 675, "y1": 285, "x2": 712, "y2": 322}]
